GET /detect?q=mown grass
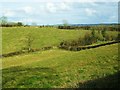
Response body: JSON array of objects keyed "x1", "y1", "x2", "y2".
[
  {"x1": 2, "y1": 43, "x2": 119, "y2": 88},
  {"x1": 2, "y1": 27, "x2": 118, "y2": 54}
]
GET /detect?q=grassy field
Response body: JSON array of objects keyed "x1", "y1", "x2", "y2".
[
  {"x1": 2, "y1": 27, "x2": 118, "y2": 54},
  {"x1": 2, "y1": 43, "x2": 119, "y2": 88},
  {"x1": 2, "y1": 27, "x2": 119, "y2": 88}
]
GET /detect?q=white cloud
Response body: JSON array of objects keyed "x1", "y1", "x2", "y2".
[
  {"x1": 46, "y1": 3, "x2": 56, "y2": 13},
  {"x1": 2, "y1": 7, "x2": 34, "y2": 17},
  {"x1": 3, "y1": 9, "x2": 15, "y2": 17},
  {"x1": 1, "y1": 1, "x2": 117, "y2": 24},
  {"x1": 22, "y1": 6, "x2": 33, "y2": 13},
  {"x1": 85, "y1": 8, "x2": 96, "y2": 16},
  {"x1": 19, "y1": 18, "x2": 34, "y2": 24},
  {"x1": 45, "y1": 2, "x2": 71, "y2": 13},
  {"x1": 59, "y1": 3, "x2": 70, "y2": 11},
  {"x1": 25, "y1": 18, "x2": 33, "y2": 22},
  {"x1": 4, "y1": 12, "x2": 15, "y2": 17}
]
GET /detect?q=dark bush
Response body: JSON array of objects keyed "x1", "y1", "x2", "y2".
[
  {"x1": 101, "y1": 30, "x2": 107, "y2": 38},
  {"x1": 78, "y1": 37, "x2": 85, "y2": 46},
  {"x1": 105, "y1": 34, "x2": 112, "y2": 41},
  {"x1": 95, "y1": 32, "x2": 104, "y2": 41},
  {"x1": 70, "y1": 40, "x2": 78, "y2": 46},
  {"x1": 115, "y1": 33, "x2": 120, "y2": 41},
  {"x1": 83, "y1": 33, "x2": 93, "y2": 45}
]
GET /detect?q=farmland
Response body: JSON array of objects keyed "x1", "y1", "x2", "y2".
[
  {"x1": 0, "y1": 1, "x2": 119, "y2": 88},
  {"x1": 1, "y1": 27, "x2": 119, "y2": 88},
  {"x1": 2, "y1": 43, "x2": 119, "y2": 88},
  {"x1": 2, "y1": 27, "x2": 90, "y2": 54},
  {"x1": 2, "y1": 27, "x2": 118, "y2": 54}
]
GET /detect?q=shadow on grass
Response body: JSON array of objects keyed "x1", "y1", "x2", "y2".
[
  {"x1": 78, "y1": 71, "x2": 120, "y2": 89},
  {"x1": 2, "y1": 66, "x2": 55, "y2": 74},
  {"x1": 2, "y1": 66, "x2": 60, "y2": 88},
  {"x1": 2, "y1": 66, "x2": 120, "y2": 88}
]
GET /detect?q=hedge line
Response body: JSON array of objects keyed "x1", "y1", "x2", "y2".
[
  {"x1": 1, "y1": 41, "x2": 119, "y2": 58},
  {"x1": 58, "y1": 40, "x2": 120, "y2": 51},
  {"x1": 58, "y1": 25, "x2": 119, "y2": 31},
  {"x1": 1, "y1": 46, "x2": 52, "y2": 58}
]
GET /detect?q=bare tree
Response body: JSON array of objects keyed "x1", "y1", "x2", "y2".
[
  {"x1": 20, "y1": 33, "x2": 34, "y2": 52},
  {"x1": 0, "y1": 16, "x2": 8, "y2": 25},
  {"x1": 62, "y1": 19, "x2": 69, "y2": 26}
]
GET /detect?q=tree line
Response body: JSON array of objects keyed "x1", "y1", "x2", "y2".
[
  {"x1": 0, "y1": 16, "x2": 23, "y2": 27},
  {"x1": 58, "y1": 24, "x2": 119, "y2": 31}
]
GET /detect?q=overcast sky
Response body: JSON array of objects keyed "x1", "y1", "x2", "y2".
[{"x1": 0, "y1": 0, "x2": 118, "y2": 25}]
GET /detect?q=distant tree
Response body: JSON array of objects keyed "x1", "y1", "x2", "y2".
[
  {"x1": 98, "y1": 29, "x2": 101, "y2": 34},
  {"x1": 105, "y1": 34, "x2": 112, "y2": 41},
  {"x1": 116, "y1": 33, "x2": 120, "y2": 41},
  {"x1": 91, "y1": 29, "x2": 95, "y2": 38},
  {"x1": 99, "y1": 25, "x2": 105, "y2": 31},
  {"x1": 0, "y1": 16, "x2": 8, "y2": 25},
  {"x1": 101, "y1": 30, "x2": 107, "y2": 39},
  {"x1": 63, "y1": 19, "x2": 69, "y2": 26},
  {"x1": 21, "y1": 33, "x2": 34, "y2": 52},
  {"x1": 83, "y1": 33, "x2": 93, "y2": 45},
  {"x1": 26, "y1": 33, "x2": 34, "y2": 52},
  {"x1": 96, "y1": 32, "x2": 104, "y2": 41},
  {"x1": 17, "y1": 22, "x2": 23, "y2": 26}
]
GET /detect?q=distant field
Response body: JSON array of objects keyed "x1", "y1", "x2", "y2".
[
  {"x1": 2, "y1": 43, "x2": 119, "y2": 88},
  {"x1": 2, "y1": 27, "x2": 118, "y2": 54}
]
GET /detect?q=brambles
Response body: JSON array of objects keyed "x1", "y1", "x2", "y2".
[
  {"x1": 83, "y1": 33, "x2": 93, "y2": 45},
  {"x1": 96, "y1": 32, "x2": 104, "y2": 41},
  {"x1": 59, "y1": 29, "x2": 118, "y2": 50},
  {"x1": 101, "y1": 30, "x2": 107, "y2": 40},
  {"x1": 116, "y1": 33, "x2": 120, "y2": 41}
]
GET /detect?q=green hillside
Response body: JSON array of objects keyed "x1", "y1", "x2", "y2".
[
  {"x1": 2, "y1": 43, "x2": 119, "y2": 88},
  {"x1": 2, "y1": 27, "x2": 118, "y2": 54}
]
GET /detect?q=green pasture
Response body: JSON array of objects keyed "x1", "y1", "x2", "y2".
[
  {"x1": 2, "y1": 27, "x2": 118, "y2": 54},
  {"x1": 2, "y1": 44, "x2": 119, "y2": 88}
]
